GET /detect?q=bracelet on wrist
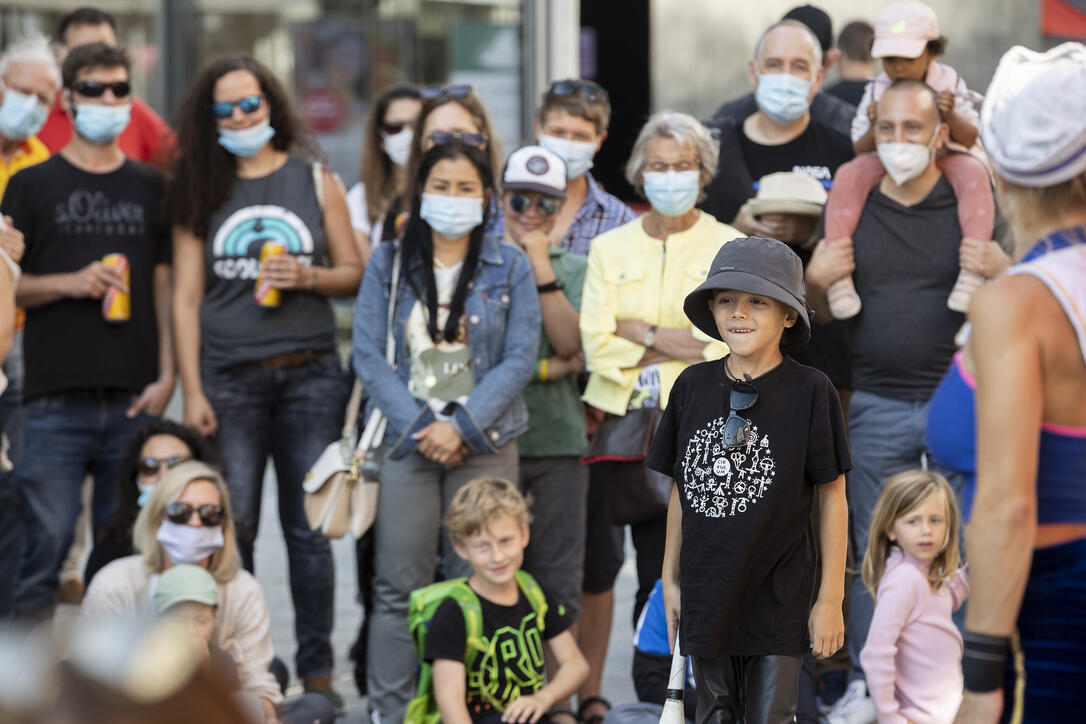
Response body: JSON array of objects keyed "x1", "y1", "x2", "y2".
[
  {"x1": 539, "y1": 358, "x2": 549, "y2": 381},
  {"x1": 962, "y1": 631, "x2": 1010, "y2": 692},
  {"x1": 537, "y1": 279, "x2": 563, "y2": 294},
  {"x1": 307, "y1": 267, "x2": 318, "y2": 290}
]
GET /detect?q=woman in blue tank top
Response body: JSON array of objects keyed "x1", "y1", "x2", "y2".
[
  {"x1": 926, "y1": 45, "x2": 1086, "y2": 723},
  {"x1": 164, "y1": 54, "x2": 363, "y2": 708}
]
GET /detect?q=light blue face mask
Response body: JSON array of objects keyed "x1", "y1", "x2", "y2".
[
  {"x1": 0, "y1": 89, "x2": 48, "y2": 141},
  {"x1": 420, "y1": 192, "x2": 484, "y2": 238},
  {"x1": 72, "y1": 102, "x2": 131, "y2": 144},
  {"x1": 137, "y1": 482, "x2": 154, "y2": 508},
  {"x1": 754, "y1": 73, "x2": 812, "y2": 124},
  {"x1": 642, "y1": 170, "x2": 701, "y2": 217},
  {"x1": 217, "y1": 120, "x2": 276, "y2": 157}
]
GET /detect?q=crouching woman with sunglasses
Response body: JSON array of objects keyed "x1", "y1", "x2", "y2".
[{"x1": 83, "y1": 461, "x2": 334, "y2": 724}]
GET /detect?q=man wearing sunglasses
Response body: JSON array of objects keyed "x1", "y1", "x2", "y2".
[
  {"x1": 37, "y1": 7, "x2": 171, "y2": 166},
  {"x1": 1, "y1": 42, "x2": 172, "y2": 619},
  {"x1": 500, "y1": 146, "x2": 590, "y2": 655}
]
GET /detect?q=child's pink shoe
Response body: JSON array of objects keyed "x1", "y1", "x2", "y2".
[{"x1": 828, "y1": 276, "x2": 862, "y2": 319}]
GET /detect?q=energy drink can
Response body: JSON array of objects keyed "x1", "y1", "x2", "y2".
[
  {"x1": 101, "y1": 253, "x2": 130, "y2": 322},
  {"x1": 254, "y1": 241, "x2": 286, "y2": 307}
]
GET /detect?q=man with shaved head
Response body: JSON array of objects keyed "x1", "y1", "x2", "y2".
[
  {"x1": 806, "y1": 78, "x2": 977, "y2": 723},
  {"x1": 700, "y1": 20, "x2": 853, "y2": 246}
]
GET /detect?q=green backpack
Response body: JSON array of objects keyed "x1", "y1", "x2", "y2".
[{"x1": 404, "y1": 570, "x2": 548, "y2": 724}]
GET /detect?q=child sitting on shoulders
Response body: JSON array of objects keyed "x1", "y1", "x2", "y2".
[
  {"x1": 419, "y1": 477, "x2": 588, "y2": 724},
  {"x1": 825, "y1": 0, "x2": 998, "y2": 318},
  {"x1": 860, "y1": 470, "x2": 968, "y2": 724}
]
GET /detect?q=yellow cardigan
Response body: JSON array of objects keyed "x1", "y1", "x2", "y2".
[{"x1": 580, "y1": 211, "x2": 740, "y2": 415}]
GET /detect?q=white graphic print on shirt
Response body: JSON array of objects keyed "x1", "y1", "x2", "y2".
[{"x1": 680, "y1": 417, "x2": 776, "y2": 518}]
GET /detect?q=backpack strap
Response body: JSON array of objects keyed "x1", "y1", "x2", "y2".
[{"x1": 514, "y1": 569, "x2": 549, "y2": 635}]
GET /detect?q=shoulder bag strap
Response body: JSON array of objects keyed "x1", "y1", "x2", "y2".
[{"x1": 352, "y1": 245, "x2": 401, "y2": 456}]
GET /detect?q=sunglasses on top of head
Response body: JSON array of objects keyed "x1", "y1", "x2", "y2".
[
  {"x1": 418, "y1": 84, "x2": 474, "y2": 101},
  {"x1": 164, "y1": 501, "x2": 225, "y2": 527},
  {"x1": 546, "y1": 79, "x2": 608, "y2": 104},
  {"x1": 211, "y1": 94, "x2": 263, "y2": 120},
  {"x1": 427, "y1": 130, "x2": 487, "y2": 150},
  {"x1": 723, "y1": 380, "x2": 758, "y2": 452},
  {"x1": 73, "y1": 80, "x2": 131, "y2": 98},
  {"x1": 508, "y1": 194, "x2": 561, "y2": 216}
]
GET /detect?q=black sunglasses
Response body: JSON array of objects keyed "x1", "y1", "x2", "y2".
[
  {"x1": 546, "y1": 79, "x2": 608, "y2": 104},
  {"x1": 723, "y1": 380, "x2": 758, "y2": 452},
  {"x1": 428, "y1": 130, "x2": 487, "y2": 150},
  {"x1": 211, "y1": 94, "x2": 263, "y2": 120},
  {"x1": 508, "y1": 193, "x2": 561, "y2": 216},
  {"x1": 381, "y1": 120, "x2": 410, "y2": 135},
  {"x1": 73, "y1": 80, "x2": 131, "y2": 98},
  {"x1": 138, "y1": 455, "x2": 192, "y2": 478},
  {"x1": 419, "y1": 84, "x2": 473, "y2": 101},
  {"x1": 165, "y1": 501, "x2": 225, "y2": 527}
]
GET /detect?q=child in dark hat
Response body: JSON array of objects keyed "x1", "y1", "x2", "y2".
[{"x1": 646, "y1": 236, "x2": 850, "y2": 722}]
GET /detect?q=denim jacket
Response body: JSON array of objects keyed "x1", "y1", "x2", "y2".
[{"x1": 352, "y1": 234, "x2": 541, "y2": 459}]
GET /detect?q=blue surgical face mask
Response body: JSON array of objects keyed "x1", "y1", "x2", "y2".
[
  {"x1": 137, "y1": 481, "x2": 154, "y2": 508},
  {"x1": 0, "y1": 88, "x2": 49, "y2": 141},
  {"x1": 642, "y1": 170, "x2": 701, "y2": 217},
  {"x1": 538, "y1": 133, "x2": 596, "y2": 179},
  {"x1": 72, "y1": 102, "x2": 131, "y2": 144},
  {"x1": 217, "y1": 119, "x2": 276, "y2": 158},
  {"x1": 754, "y1": 73, "x2": 812, "y2": 124},
  {"x1": 420, "y1": 192, "x2": 484, "y2": 237}
]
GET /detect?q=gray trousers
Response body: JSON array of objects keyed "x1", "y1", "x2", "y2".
[
  {"x1": 520, "y1": 456, "x2": 588, "y2": 621},
  {"x1": 845, "y1": 390, "x2": 962, "y2": 682},
  {"x1": 366, "y1": 442, "x2": 519, "y2": 722}
]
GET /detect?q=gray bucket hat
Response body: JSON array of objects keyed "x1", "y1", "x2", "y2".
[{"x1": 684, "y1": 236, "x2": 812, "y2": 347}]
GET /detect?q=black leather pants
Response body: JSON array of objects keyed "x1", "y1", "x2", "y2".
[{"x1": 692, "y1": 653, "x2": 802, "y2": 724}]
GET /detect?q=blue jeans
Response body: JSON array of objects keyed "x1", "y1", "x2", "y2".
[
  {"x1": 203, "y1": 353, "x2": 349, "y2": 678},
  {"x1": 0, "y1": 331, "x2": 24, "y2": 617},
  {"x1": 845, "y1": 390, "x2": 962, "y2": 683},
  {"x1": 13, "y1": 388, "x2": 147, "y2": 618}
]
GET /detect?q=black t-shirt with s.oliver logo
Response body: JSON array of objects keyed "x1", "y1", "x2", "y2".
[{"x1": 646, "y1": 355, "x2": 851, "y2": 658}]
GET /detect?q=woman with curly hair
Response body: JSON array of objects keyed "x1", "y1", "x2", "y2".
[{"x1": 165, "y1": 54, "x2": 362, "y2": 705}]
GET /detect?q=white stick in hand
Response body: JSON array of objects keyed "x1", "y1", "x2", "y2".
[{"x1": 658, "y1": 632, "x2": 686, "y2": 724}]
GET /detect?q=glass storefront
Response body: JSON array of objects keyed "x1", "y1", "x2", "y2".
[{"x1": 0, "y1": 0, "x2": 528, "y2": 186}]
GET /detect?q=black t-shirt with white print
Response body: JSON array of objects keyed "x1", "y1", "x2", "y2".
[
  {"x1": 425, "y1": 584, "x2": 573, "y2": 722},
  {"x1": 739, "y1": 121, "x2": 854, "y2": 192},
  {"x1": 646, "y1": 355, "x2": 851, "y2": 658}
]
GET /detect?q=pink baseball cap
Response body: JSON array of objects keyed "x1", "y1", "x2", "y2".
[{"x1": 872, "y1": 1, "x2": 940, "y2": 59}]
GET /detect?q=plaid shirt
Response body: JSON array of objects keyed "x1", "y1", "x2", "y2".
[
  {"x1": 490, "y1": 172, "x2": 635, "y2": 256},
  {"x1": 562, "y1": 172, "x2": 637, "y2": 256}
]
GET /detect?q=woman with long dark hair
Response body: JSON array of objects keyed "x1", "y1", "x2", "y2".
[
  {"x1": 165, "y1": 54, "x2": 362, "y2": 704},
  {"x1": 351, "y1": 140, "x2": 540, "y2": 721},
  {"x1": 83, "y1": 418, "x2": 218, "y2": 586},
  {"x1": 346, "y1": 84, "x2": 421, "y2": 250}
]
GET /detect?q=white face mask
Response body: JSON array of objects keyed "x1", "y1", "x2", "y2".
[
  {"x1": 538, "y1": 133, "x2": 597, "y2": 179},
  {"x1": 382, "y1": 127, "x2": 413, "y2": 167},
  {"x1": 876, "y1": 126, "x2": 940, "y2": 186},
  {"x1": 156, "y1": 520, "x2": 224, "y2": 566}
]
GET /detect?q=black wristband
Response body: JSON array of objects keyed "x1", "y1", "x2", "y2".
[
  {"x1": 962, "y1": 632, "x2": 1010, "y2": 693},
  {"x1": 537, "y1": 279, "x2": 564, "y2": 294}
]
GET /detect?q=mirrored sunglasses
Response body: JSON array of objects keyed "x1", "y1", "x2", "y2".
[
  {"x1": 165, "y1": 501, "x2": 225, "y2": 527},
  {"x1": 508, "y1": 194, "x2": 561, "y2": 216},
  {"x1": 211, "y1": 94, "x2": 263, "y2": 120}
]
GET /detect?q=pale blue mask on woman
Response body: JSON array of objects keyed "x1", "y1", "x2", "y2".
[
  {"x1": 0, "y1": 88, "x2": 49, "y2": 141},
  {"x1": 754, "y1": 73, "x2": 812, "y2": 124},
  {"x1": 72, "y1": 102, "x2": 131, "y2": 144},
  {"x1": 218, "y1": 119, "x2": 276, "y2": 157},
  {"x1": 420, "y1": 193, "x2": 484, "y2": 237},
  {"x1": 642, "y1": 170, "x2": 701, "y2": 217}
]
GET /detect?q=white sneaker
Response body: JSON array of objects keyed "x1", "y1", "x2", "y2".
[{"x1": 822, "y1": 680, "x2": 877, "y2": 724}]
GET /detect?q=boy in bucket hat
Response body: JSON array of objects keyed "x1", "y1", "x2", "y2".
[{"x1": 646, "y1": 236, "x2": 850, "y2": 722}]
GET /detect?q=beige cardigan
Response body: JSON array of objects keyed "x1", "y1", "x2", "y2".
[{"x1": 82, "y1": 555, "x2": 283, "y2": 706}]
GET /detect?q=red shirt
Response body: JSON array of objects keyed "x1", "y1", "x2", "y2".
[{"x1": 38, "y1": 94, "x2": 172, "y2": 165}]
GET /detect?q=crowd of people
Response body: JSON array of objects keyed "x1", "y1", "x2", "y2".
[{"x1": 0, "y1": 2, "x2": 1084, "y2": 724}]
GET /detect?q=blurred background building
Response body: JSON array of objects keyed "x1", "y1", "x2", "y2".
[{"x1": 0, "y1": 0, "x2": 1074, "y2": 200}]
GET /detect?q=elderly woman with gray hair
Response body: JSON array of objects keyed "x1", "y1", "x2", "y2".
[{"x1": 577, "y1": 109, "x2": 739, "y2": 691}]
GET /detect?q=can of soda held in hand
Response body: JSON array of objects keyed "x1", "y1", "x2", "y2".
[
  {"x1": 254, "y1": 241, "x2": 286, "y2": 307},
  {"x1": 101, "y1": 253, "x2": 130, "y2": 322}
]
